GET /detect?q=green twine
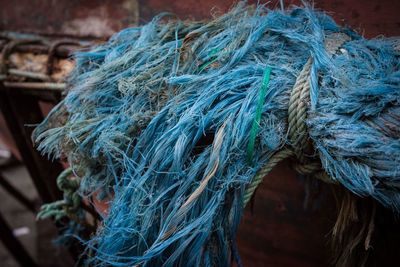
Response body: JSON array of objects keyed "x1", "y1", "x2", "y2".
[
  {"x1": 198, "y1": 48, "x2": 220, "y2": 73},
  {"x1": 247, "y1": 66, "x2": 272, "y2": 166}
]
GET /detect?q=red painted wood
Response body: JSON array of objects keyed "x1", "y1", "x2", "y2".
[
  {"x1": 236, "y1": 161, "x2": 336, "y2": 266},
  {"x1": 139, "y1": 0, "x2": 400, "y2": 38},
  {"x1": 0, "y1": 0, "x2": 139, "y2": 38},
  {"x1": 0, "y1": 1, "x2": 399, "y2": 38}
]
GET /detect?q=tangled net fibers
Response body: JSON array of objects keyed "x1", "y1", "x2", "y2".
[{"x1": 33, "y1": 2, "x2": 400, "y2": 266}]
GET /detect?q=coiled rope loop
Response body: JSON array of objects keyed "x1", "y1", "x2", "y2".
[{"x1": 244, "y1": 34, "x2": 350, "y2": 206}]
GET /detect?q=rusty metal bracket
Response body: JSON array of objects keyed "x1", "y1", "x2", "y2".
[
  {"x1": 46, "y1": 40, "x2": 81, "y2": 75},
  {"x1": 0, "y1": 38, "x2": 48, "y2": 74}
]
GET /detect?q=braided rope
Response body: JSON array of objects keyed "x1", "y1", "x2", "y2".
[
  {"x1": 38, "y1": 168, "x2": 96, "y2": 232},
  {"x1": 243, "y1": 34, "x2": 350, "y2": 206},
  {"x1": 243, "y1": 58, "x2": 315, "y2": 206},
  {"x1": 288, "y1": 57, "x2": 313, "y2": 161},
  {"x1": 243, "y1": 149, "x2": 293, "y2": 206}
]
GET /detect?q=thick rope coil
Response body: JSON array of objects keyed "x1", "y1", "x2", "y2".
[{"x1": 243, "y1": 34, "x2": 350, "y2": 206}]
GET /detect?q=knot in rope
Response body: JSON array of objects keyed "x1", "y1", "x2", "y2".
[
  {"x1": 38, "y1": 168, "x2": 84, "y2": 224},
  {"x1": 37, "y1": 168, "x2": 99, "y2": 234},
  {"x1": 56, "y1": 168, "x2": 81, "y2": 212}
]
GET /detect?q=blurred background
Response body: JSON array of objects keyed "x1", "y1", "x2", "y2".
[{"x1": 0, "y1": 0, "x2": 399, "y2": 266}]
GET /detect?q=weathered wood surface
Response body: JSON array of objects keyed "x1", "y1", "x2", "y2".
[
  {"x1": 236, "y1": 160, "x2": 335, "y2": 266},
  {"x1": 1, "y1": 0, "x2": 398, "y2": 39},
  {"x1": 0, "y1": 85, "x2": 63, "y2": 203}
]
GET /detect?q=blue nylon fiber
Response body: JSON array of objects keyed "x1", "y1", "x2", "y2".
[{"x1": 32, "y1": 2, "x2": 400, "y2": 266}]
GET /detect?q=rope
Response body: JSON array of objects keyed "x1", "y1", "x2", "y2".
[
  {"x1": 243, "y1": 57, "x2": 316, "y2": 206},
  {"x1": 243, "y1": 34, "x2": 350, "y2": 206},
  {"x1": 163, "y1": 120, "x2": 227, "y2": 238},
  {"x1": 243, "y1": 149, "x2": 293, "y2": 205},
  {"x1": 132, "y1": 120, "x2": 229, "y2": 267},
  {"x1": 37, "y1": 168, "x2": 96, "y2": 232},
  {"x1": 31, "y1": 6, "x2": 400, "y2": 265},
  {"x1": 288, "y1": 57, "x2": 313, "y2": 160}
]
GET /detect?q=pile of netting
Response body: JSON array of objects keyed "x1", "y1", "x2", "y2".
[{"x1": 33, "y1": 2, "x2": 400, "y2": 266}]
